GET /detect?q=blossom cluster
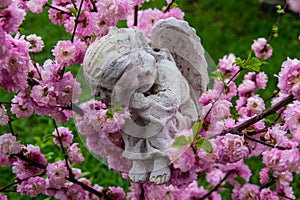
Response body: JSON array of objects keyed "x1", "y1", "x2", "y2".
[{"x1": 75, "y1": 100, "x2": 132, "y2": 172}]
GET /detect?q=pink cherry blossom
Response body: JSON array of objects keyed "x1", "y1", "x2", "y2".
[
  {"x1": 26, "y1": 0, "x2": 47, "y2": 13},
  {"x1": 52, "y1": 40, "x2": 79, "y2": 67},
  {"x1": 13, "y1": 145, "x2": 47, "y2": 179},
  {"x1": 46, "y1": 160, "x2": 68, "y2": 189},
  {"x1": 233, "y1": 183, "x2": 260, "y2": 200},
  {"x1": 288, "y1": 0, "x2": 300, "y2": 13},
  {"x1": 0, "y1": 133, "x2": 22, "y2": 154},
  {"x1": 218, "y1": 53, "x2": 240, "y2": 81},
  {"x1": 251, "y1": 37, "x2": 272, "y2": 60},
  {"x1": 277, "y1": 58, "x2": 300, "y2": 99},
  {"x1": 0, "y1": 105, "x2": 9, "y2": 126},
  {"x1": 17, "y1": 177, "x2": 46, "y2": 197},
  {"x1": 52, "y1": 126, "x2": 73, "y2": 147},
  {"x1": 26, "y1": 34, "x2": 44, "y2": 53},
  {"x1": 214, "y1": 134, "x2": 249, "y2": 164},
  {"x1": 48, "y1": 6, "x2": 71, "y2": 26},
  {"x1": 0, "y1": 2, "x2": 26, "y2": 34},
  {"x1": 68, "y1": 143, "x2": 84, "y2": 164},
  {"x1": 259, "y1": 167, "x2": 270, "y2": 184},
  {"x1": 0, "y1": 0, "x2": 11, "y2": 8},
  {"x1": 237, "y1": 79, "x2": 256, "y2": 97},
  {"x1": 284, "y1": 101, "x2": 300, "y2": 143},
  {"x1": 0, "y1": 193, "x2": 7, "y2": 200},
  {"x1": 260, "y1": 188, "x2": 279, "y2": 200}
]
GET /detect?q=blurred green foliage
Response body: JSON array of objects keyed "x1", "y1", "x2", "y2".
[{"x1": 0, "y1": 0, "x2": 299, "y2": 199}]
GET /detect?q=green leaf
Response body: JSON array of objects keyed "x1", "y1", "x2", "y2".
[
  {"x1": 172, "y1": 135, "x2": 193, "y2": 148},
  {"x1": 234, "y1": 176, "x2": 246, "y2": 185},
  {"x1": 106, "y1": 109, "x2": 114, "y2": 119},
  {"x1": 68, "y1": 7, "x2": 77, "y2": 17},
  {"x1": 211, "y1": 70, "x2": 225, "y2": 81},
  {"x1": 42, "y1": 134, "x2": 55, "y2": 143},
  {"x1": 272, "y1": 25, "x2": 279, "y2": 38},
  {"x1": 196, "y1": 137, "x2": 213, "y2": 153},
  {"x1": 192, "y1": 120, "x2": 204, "y2": 138},
  {"x1": 276, "y1": 5, "x2": 285, "y2": 14}
]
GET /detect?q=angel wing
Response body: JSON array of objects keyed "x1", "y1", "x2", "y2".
[{"x1": 151, "y1": 17, "x2": 209, "y2": 111}]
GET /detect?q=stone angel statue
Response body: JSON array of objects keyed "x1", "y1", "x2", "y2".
[{"x1": 82, "y1": 18, "x2": 209, "y2": 184}]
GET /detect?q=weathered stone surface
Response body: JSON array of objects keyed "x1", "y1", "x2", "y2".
[{"x1": 82, "y1": 18, "x2": 208, "y2": 184}]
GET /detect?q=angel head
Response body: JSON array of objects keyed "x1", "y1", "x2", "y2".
[{"x1": 83, "y1": 27, "x2": 159, "y2": 103}]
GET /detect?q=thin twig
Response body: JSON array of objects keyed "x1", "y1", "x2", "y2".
[
  {"x1": 52, "y1": 118, "x2": 74, "y2": 179},
  {"x1": 90, "y1": 0, "x2": 98, "y2": 12},
  {"x1": 71, "y1": 0, "x2": 84, "y2": 42},
  {"x1": 199, "y1": 170, "x2": 234, "y2": 200},
  {"x1": 164, "y1": 0, "x2": 175, "y2": 13},
  {"x1": 133, "y1": 5, "x2": 139, "y2": 26},
  {"x1": 45, "y1": 3, "x2": 72, "y2": 16}
]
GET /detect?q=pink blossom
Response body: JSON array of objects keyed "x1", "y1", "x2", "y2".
[
  {"x1": 169, "y1": 167, "x2": 197, "y2": 187},
  {"x1": 46, "y1": 160, "x2": 68, "y2": 189},
  {"x1": 220, "y1": 160, "x2": 252, "y2": 184},
  {"x1": 11, "y1": 93, "x2": 34, "y2": 118},
  {"x1": 13, "y1": 145, "x2": 47, "y2": 179},
  {"x1": 0, "y1": 133, "x2": 22, "y2": 154},
  {"x1": 180, "y1": 181, "x2": 207, "y2": 199},
  {"x1": 130, "y1": 0, "x2": 149, "y2": 6},
  {"x1": 0, "y1": 0, "x2": 12, "y2": 8},
  {"x1": 260, "y1": 188, "x2": 279, "y2": 200},
  {"x1": 96, "y1": 0, "x2": 129, "y2": 22},
  {"x1": 214, "y1": 134, "x2": 249, "y2": 164},
  {"x1": 224, "y1": 81, "x2": 237, "y2": 101},
  {"x1": 210, "y1": 99, "x2": 232, "y2": 122},
  {"x1": 26, "y1": 34, "x2": 44, "y2": 52},
  {"x1": 65, "y1": 184, "x2": 86, "y2": 200},
  {"x1": 259, "y1": 167, "x2": 270, "y2": 184},
  {"x1": 0, "y1": 42, "x2": 31, "y2": 93},
  {"x1": 26, "y1": 0, "x2": 47, "y2": 13},
  {"x1": 127, "y1": 8, "x2": 164, "y2": 37},
  {"x1": 218, "y1": 53, "x2": 240, "y2": 81},
  {"x1": 288, "y1": 0, "x2": 300, "y2": 13},
  {"x1": 237, "y1": 79, "x2": 255, "y2": 97},
  {"x1": 168, "y1": 145, "x2": 195, "y2": 172},
  {"x1": 233, "y1": 183, "x2": 260, "y2": 200},
  {"x1": 17, "y1": 177, "x2": 46, "y2": 197},
  {"x1": 273, "y1": 171, "x2": 293, "y2": 187},
  {"x1": 251, "y1": 37, "x2": 272, "y2": 60},
  {"x1": 108, "y1": 186, "x2": 125, "y2": 200},
  {"x1": 52, "y1": 40, "x2": 79, "y2": 67},
  {"x1": 48, "y1": 6, "x2": 71, "y2": 26},
  {"x1": 255, "y1": 72, "x2": 268, "y2": 89},
  {"x1": 52, "y1": 126, "x2": 73, "y2": 147},
  {"x1": 0, "y1": 105, "x2": 9, "y2": 126},
  {"x1": 0, "y1": 149, "x2": 8, "y2": 166},
  {"x1": 239, "y1": 95, "x2": 265, "y2": 117},
  {"x1": 30, "y1": 85, "x2": 57, "y2": 107},
  {"x1": 162, "y1": 7, "x2": 184, "y2": 20},
  {"x1": 0, "y1": 193, "x2": 7, "y2": 200},
  {"x1": 206, "y1": 168, "x2": 225, "y2": 186},
  {"x1": 55, "y1": 72, "x2": 82, "y2": 106},
  {"x1": 68, "y1": 143, "x2": 84, "y2": 164},
  {"x1": 284, "y1": 101, "x2": 300, "y2": 143},
  {"x1": 277, "y1": 58, "x2": 300, "y2": 99},
  {"x1": 143, "y1": 183, "x2": 181, "y2": 200},
  {"x1": 262, "y1": 148, "x2": 300, "y2": 173},
  {"x1": 276, "y1": 186, "x2": 295, "y2": 199},
  {"x1": 264, "y1": 124, "x2": 297, "y2": 148},
  {"x1": 0, "y1": 2, "x2": 26, "y2": 34}
]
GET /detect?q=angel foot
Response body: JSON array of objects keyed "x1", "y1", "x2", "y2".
[
  {"x1": 149, "y1": 157, "x2": 170, "y2": 184},
  {"x1": 129, "y1": 160, "x2": 150, "y2": 183},
  {"x1": 149, "y1": 166, "x2": 170, "y2": 184}
]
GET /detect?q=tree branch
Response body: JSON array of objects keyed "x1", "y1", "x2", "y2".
[
  {"x1": 199, "y1": 170, "x2": 234, "y2": 200},
  {"x1": 71, "y1": 0, "x2": 84, "y2": 42}
]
